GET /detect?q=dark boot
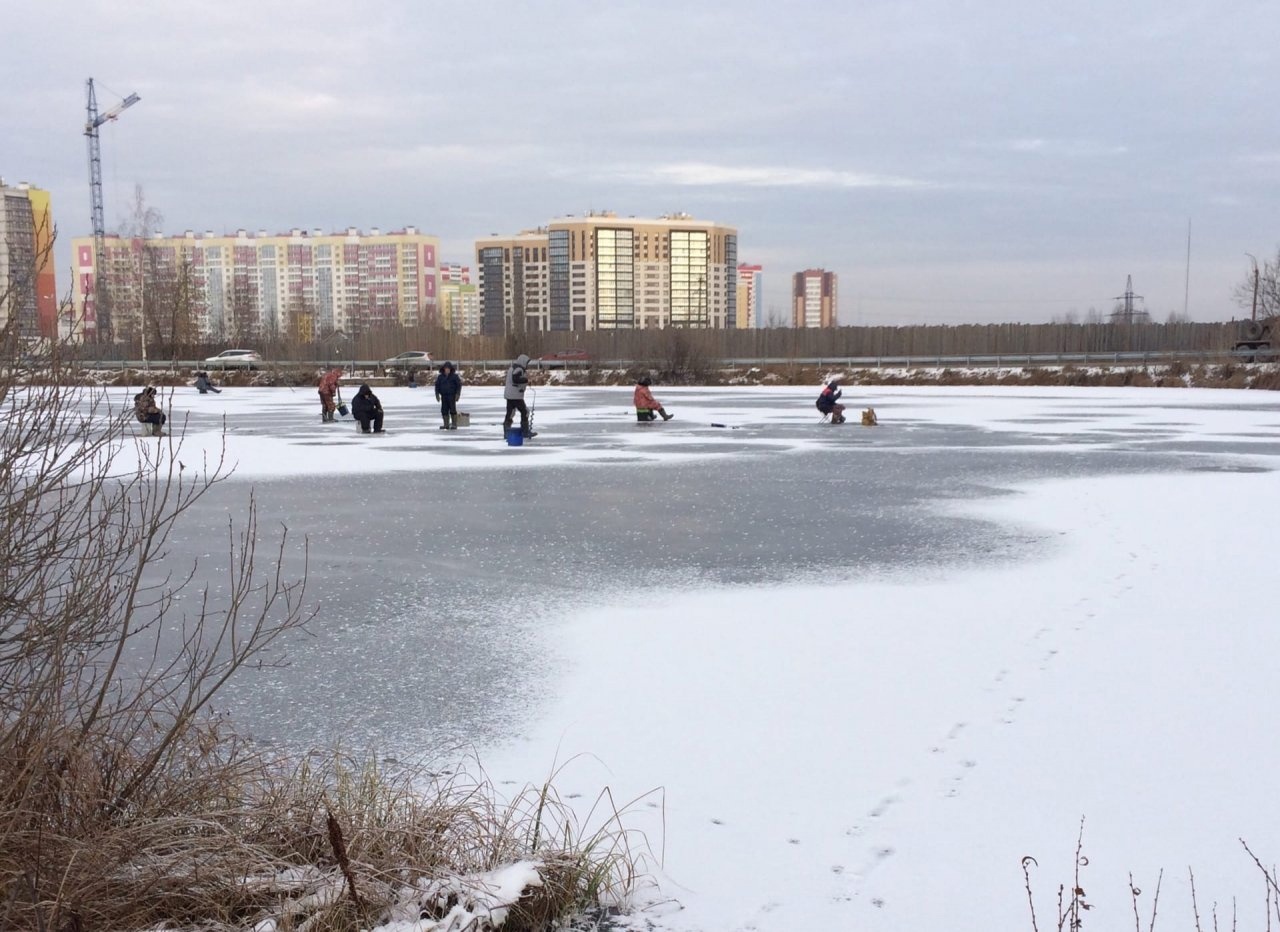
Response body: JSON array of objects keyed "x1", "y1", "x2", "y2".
[
  {"x1": 439, "y1": 419, "x2": 450, "y2": 430},
  {"x1": 448, "y1": 415, "x2": 457, "y2": 430},
  {"x1": 661, "y1": 410, "x2": 674, "y2": 421}
]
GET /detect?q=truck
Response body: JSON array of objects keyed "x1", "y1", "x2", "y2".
[{"x1": 1233, "y1": 317, "x2": 1276, "y2": 362}]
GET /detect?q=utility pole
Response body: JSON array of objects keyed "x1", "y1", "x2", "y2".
[{"x1": 1247, "y1": 253, "x2": 1260, "y2": 321}]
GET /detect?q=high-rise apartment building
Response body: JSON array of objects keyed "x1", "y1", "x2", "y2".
[
  {"x1": 793, "y1": 269, "x2": 838, "y2": 328},
  {"x1": 474, "y1": 229, "x2": 550, "y2": 336},
  {"x1": 440, "y1": 264, "x2": 481, "y2": 336},
  {"x1": 0, "y1": 179, "x2": 58, "y2": 339},
  {"x1": 736, "y1": 264, "x2": 763, "y2": 329},
  {"x1": 475, "y1": 212, "x2": 739, "y2": 333},
  {"x1": 71, "y1": 226, "x2": 440, "y2": 342},
  {"x1": 441, "y1": 263, "x2": 471, "y2": 285}
]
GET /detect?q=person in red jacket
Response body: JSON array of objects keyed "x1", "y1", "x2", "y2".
[
  {"x1": 633, "y1": 376, "x2": 673, "y2": 422},
  {"x1": 317, "y1": 367, "x2": 343, "y2": 422},
  {"x1": 816, "y1": 380, "x2": 846, "y2": 423}
]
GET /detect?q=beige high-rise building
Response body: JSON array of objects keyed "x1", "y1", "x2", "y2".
[
  {"x1": 71, "y1": 226, "x2": 440, "y2": 342},
  {"x1": 793, "y1": 269, "x2": 838, "y2": 328},
  {"x1": 441, "y1": 281, "x2": 480, "y2": 336},
  {"x1": 476, "y1": 212, "x2": 739, "y2": 333}
]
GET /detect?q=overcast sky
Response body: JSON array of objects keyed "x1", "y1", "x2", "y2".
[{"x1": 3, "y1": 0, "x2": 1277, "y2": 324}]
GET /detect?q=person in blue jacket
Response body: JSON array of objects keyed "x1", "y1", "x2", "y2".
[{"x1": 434, "y1": 361, "x2": 462, "y2": 429}]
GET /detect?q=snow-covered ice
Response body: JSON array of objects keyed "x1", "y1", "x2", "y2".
[{"x1": 99, "y1": 382, "x2": 1280, "y2": 930}]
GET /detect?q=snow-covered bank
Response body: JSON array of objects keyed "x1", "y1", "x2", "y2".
[
  {"x1": 83, "y1": 383, "x2": 1280, "y2": 479},
  {"x1": 480, "y1": 467, "x2": 1280, "y2": 931}
]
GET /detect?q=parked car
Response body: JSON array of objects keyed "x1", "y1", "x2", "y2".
[
  {"x1": 536, "y1": 349, "x2": 591, "y2": 368},
  {"x1": 382, "y1": 350, "x2": 434, "y2": 369},
  {"x1": 203, "y1": 349, "x2": 262, "y2": 369}
]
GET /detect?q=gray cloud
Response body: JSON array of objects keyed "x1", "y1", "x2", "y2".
[{"x1": 1, "y1": 0, "x2": 1276, "y2": 324}]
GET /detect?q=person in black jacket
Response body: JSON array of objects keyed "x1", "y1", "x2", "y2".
[
  {"x1": 351, "y1": 383, "x2": 385, "y2": 433},
  {"x1": 434, "y1": 361, "x2": 462, "y2": 430}
]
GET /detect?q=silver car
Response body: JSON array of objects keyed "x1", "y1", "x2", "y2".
[
  {"x1": 382, "y1": 350, "x2": 434, "y2": 369},
  {"x1": 204, "y1": 349, "x2": 262, "y2": 369}
]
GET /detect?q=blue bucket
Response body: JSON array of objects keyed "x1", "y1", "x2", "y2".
[{"x1": 505, "y1": 427, "x2": 524, "y2": 446}]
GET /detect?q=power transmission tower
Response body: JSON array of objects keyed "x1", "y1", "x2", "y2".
[
  {"x1": 84, "y1": 77, "x2": 140, "y2": 342},
  {"x1": 1111, "y1": 274, "x2": 1148, "y2": 324}
]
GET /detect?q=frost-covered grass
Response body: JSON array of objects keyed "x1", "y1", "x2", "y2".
[{"x1": 0, "y1": 747, "x2": 643, "y2": 931}]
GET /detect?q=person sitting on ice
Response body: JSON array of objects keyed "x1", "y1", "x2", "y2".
[
  {"x1": 633, "y1": 376, "x2": 673, "y2": 422},
  {"x1": 133, "y1": 386, "x2": 167, "y2": 436},
  {"x1": 193, "y1": 371, "x2": 221, "y2": 394},
  {"x1": 351, "y1": 383, "x2": 385, "y2": 433},
  {"x1": 816, "y1": 380, "x2": 846, "y2": 423}
]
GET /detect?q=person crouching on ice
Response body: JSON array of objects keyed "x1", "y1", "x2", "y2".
[
  {"x1": 633, "y1": 376, "x2": 674, "y2": 422},
  {"x1": 816, "y1": 380, "x2": 846, "y2": 423},
  {"x1": 352, "y1": 383, "x2": 385, "y2": 433}
]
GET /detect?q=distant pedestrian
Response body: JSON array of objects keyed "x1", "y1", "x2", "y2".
[
  {"x1": 351, "y1": 383, "x2": 385, "y2": 433},
  {"x1": 194, "y1": 371, "x2": 221, "y2": 394},
  {"x1": 633, "y1": 376, "x2": 674, "y2": 422},
  {"x1": 434, "y1": 361, "x2": 462, "y2": 430},
  {"x1": 816, "y1": 380, "x2": 846, "y2": 423},
  {"x1": 133, "y1": 386, "x2": 166, "y2": 436},
  {"x1": 318, "y1": 367, "x2": 343, "y2": 422},
  {"x1": 502, "y1": 353, "x2": 536, "y2": 438}
]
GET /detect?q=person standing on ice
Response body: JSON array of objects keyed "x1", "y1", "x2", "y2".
[
  {"x1": 434, "y1": 361, "x2": 462, "y2": 430},
  {"x1": 502, "y1": 353, "x2": 536, "y2": 438},
  {"x1": 816, "y1": 380, "x2": 846, "y2": 423},
  {"x1": 317, "y1": 367, "x2": 343, "y2": 422},
  {"x1": 351, "y1": 383, "x2": 385, "y2": 433},
  {"x1": 633, "y1": 376, "x2": 674, "y2": 422}
]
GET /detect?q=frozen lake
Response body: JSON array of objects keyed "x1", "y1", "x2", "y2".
[
  {"x1": 106, "y1": 382, "x2": 1280, "y2": 930},
  {"x1": 141, "y1": 384, "x2": 1269, "y2": 752}
]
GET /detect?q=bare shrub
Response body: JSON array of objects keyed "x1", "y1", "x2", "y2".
[{"x1": 1, "y1": 238, "x2": 642, "y2": 930}]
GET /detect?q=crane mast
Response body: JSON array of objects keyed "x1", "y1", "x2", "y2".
[{"x1": 84, "y1": 77, "x2": 139, "y2": 342}]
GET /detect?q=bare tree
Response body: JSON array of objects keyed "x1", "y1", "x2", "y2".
[
  {"x1": 0, "y1": 231, "x2": 312, "y2": 928},
  {"x1": 1235, "y1": 249, "x2": 1280, "y2": 321}
]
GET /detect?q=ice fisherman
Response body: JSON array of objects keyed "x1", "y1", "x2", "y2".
[
  {"x1": 633, "y1": 376, "x2": 674, "y2": 422},
  {"x1": 816, "y1": 380, "x2": 846, "y2": 423},
  {"x1": 133, "y1": 386, "x2": 166, "y2": 436},
  {"x1": 502, "y1": 353, "x2": 536, "y2": 438},
  {"x1": 193, "y1": 371, "x2": 221, "y2": 394},
  {"x1": 317, "y1": 367, "x2": 343, "y2": 422},
  {"x1": 351, "y1": 383, "x2": 385, "y2": 433},
  {"x1": 434, "y1": 361, "x2": 462, "y2": 430}
]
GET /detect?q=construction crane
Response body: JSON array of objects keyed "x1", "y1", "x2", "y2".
[{"x1": 84, "y1": 77, "x2": 140, "y2": 342}]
